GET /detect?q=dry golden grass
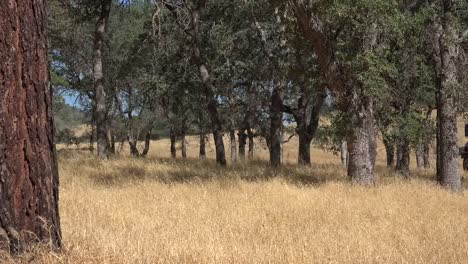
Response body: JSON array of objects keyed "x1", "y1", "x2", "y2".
[{"x1": 2, "y1": 127, "x2": 468, "y2": 263}]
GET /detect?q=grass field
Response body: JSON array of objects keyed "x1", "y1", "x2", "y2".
[{"x1": 1, "y1": 128, "x2": 467, "y2": 263}]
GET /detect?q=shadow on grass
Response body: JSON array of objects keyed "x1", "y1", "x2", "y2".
[
  {"x1": 76, "y1": 155, "x2": 338, "y2": 188},
  {"x1": 58, "y1": 149, "x2": 467, "y2": 189}
]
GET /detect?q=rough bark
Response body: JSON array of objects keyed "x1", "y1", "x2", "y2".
[
  {"x1": 433, "y1": 3, "x2": 461, "y2": 191},
  {"x1": 93, "y1": 0, "x2": 112, "y2": 160},
  {"x1": 189, "y1": 6, "x2": 226, "y2": 166},
  {"x1": 0, "y1": 0, "x2": 61, "y2": 252},
  {"x1": 270, "y1": 83, "x2": 283, "y2": 167},
  {"x1": 347, "y1": 95, "x2": 376, "y2": 185}
]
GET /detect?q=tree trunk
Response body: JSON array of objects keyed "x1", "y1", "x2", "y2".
[
  {"x1": 423, "y1": 143, "x2": 431, "y2": 169},
  {"x1": 270, "y1": 83, "x2": 283, "y2": 167},
  {"x1": 341, "y1": 140, "x2": 349, "y2": 168},
  {"x1": 291, "y1": 3, "x2": 377, "y2": 184},
  {"x1": 93, "y1": 0, "x2": 112, "y2": 160},
  {"x1": 127, "y1": 111, "x2": 139, "y2": 158},
  {"x1": 383, "y1": 137, "x2": 395, "y2": 167},
  {"x1": 128, "y1": 135, "x2": 139, "y2": 158},
  {"x1": 396, "y1": 144, "x2": 402, "y2": 169},
  {"x1": 248, "y1": 128, "x2": 254, "y2": 159},
  {"x1": 293, "y1": 92, "x2": 324, "y2": 166},
  {"x1": 108, "y1": 129, "x2": 115, "y2": 155},
  {"x1": 170, "y1": 128, "x2": 177, "y2": 159},
  {"x1": 230, "y1": 130, "x2": 237, "y2": 164},
  {"x1": 181, "y1": 132, "x2": 187, "y2": 159},
  {"x1": 141, "y1": 130, "x2": 151, "y2": 157},
  {"x1": 396, "y1": 140, "x2": 410, "y2": 177},
  {"x1": 280, "y1": 130, "x2": 284, "y2": 164},
  {"x1": 0, "y1": 0, "x2": 61, "y2": 252},
  {"x1": 347, "y1": 95, "x2": 376, "y2": 185},
  {"x1": 89, "y1": 123, "x2": 95, "y2": 153},
  {"x1": 463, "y1": 143, "x2": 468, "y2": 171},
  {"x1": 189, "y1": 7, "x2": 226, "y2": 166},
  {"x1": 433, "y1": 4, "x2": 461, "y2": 191},
  {"x1": 119, "y1": 136, "x2": 126, "y2": 153},
  {"x1": 199, "y1": 131, "x2": 206, "y2": 160},
  {"x1": 298, "y1": 133, "x2": 312, "y2": 166},
  {"x1": 369, "y1": 122, "x2": 377, "y2": 167},
  {"x1": 416, "y1": 144, "x2": 424, "y2": 169},
  {"x1": 238, "y1": 130, "x2": 247, "y2": 161}
]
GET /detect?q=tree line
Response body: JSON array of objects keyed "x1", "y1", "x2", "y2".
[{"x1": 0, "y1": 0, "x2": 467, "y2": 254}]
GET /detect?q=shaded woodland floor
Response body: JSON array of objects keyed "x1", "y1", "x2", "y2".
[{"x1": 1, "y1": 134, "x2": 467, "y2": 263}]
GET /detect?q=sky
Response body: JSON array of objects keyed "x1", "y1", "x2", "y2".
[{"x1": 63, "y1": 93, "x2": 81, "y2": 108}]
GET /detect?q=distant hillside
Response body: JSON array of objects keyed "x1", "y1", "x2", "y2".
[{"x1": 53, "y1": 95, "x2": 86, "y2": 133}]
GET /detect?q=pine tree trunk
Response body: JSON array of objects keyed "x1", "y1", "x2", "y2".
[
  {"x1": 93, "y1": 0, "x2": 112, "y2": 160},
  {"x1": 0, "y1": 0, "x2": 61, "y2": 252},
  {"x1": 238, "y1": 130, "x2": 247, "y2": 161},
  {"x1": 230, "y1": 130, "x2": 237, "y2": 164},
  {"x1": 270, "y1": 83, "x2": 283, "y2": 167},
  {"x1": 434, "y1": 4, "x2": 461, "y2": 191},
  {"x1": 347, "y1": 95, "x2": 376, "y2": 185}
]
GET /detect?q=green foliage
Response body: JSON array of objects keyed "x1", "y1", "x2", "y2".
[{"x1": 47, "y1": 0, "x2": 466, "y2": 158}]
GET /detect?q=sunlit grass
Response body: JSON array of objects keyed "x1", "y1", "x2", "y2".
[{"x1": 1, "y1": 132, "x2": 467, "y2": 263}]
